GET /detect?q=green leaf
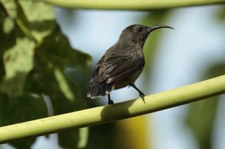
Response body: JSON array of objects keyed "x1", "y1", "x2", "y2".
[
  {"x1": 58, "y1": 128, "x2": 79, "y2": 149},
  {"x1": 0, "y1": 0, "x2": 55, "y2": 97},
  {"x1": 58, "y1": 127, "x2": 89, "y2": 149},
  {"x1": 3, "y1": 17, "x2": 15, "y2": 33},
  {"x1": 0, "y1": 94, "x2": 48, "y2": 149},
  {"x1": 17, "y1": 0, "x2": 55, "y2": 43},
  {"x1": 26, "y1": 25, "x2": 91, "y2": 148},
  {"x1": 28, "y1": 25, "x2": 91, "y2": 101},
  {"x1": 1, "y1": 0, "x2": 17, "y2": 19},
  {"x1": 0, "y1": 1, "x2": 85, "y2": 148},
  {"x1": 0, "y1": 94, "x2": 47, "y2": 125},
  {"x1": 54, "y1": 67, "x2": 74, "y2": 101},
  {"x1": 78, "y1": 127, "x2": 89, "y2": 148},
  {"x1": 0, "y1": 37, "x2": 35, "y2": 97}
]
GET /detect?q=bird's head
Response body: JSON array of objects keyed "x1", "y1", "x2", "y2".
[{"x1": 119, "y1": 24, "x2": 174, "y2": 48}]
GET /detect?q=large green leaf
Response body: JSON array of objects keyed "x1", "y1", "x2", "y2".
[
  {"x1": 27, "y1": 25, "x2": 91, "y2": 148},
  {"x1": 0, "y1": 1, "x2": 91, "y2": 149},
  {"x1": 0, "y1": 0, "x2": 55, "y2": 97},
  {"x1": 28, "y1": 25, "x2": 91, "y2": 104},
  {"x1": 17, "y1": 0, "x2": 55, "y2": 43},
  {"x1": 0, "y1": 37, "x2": 34, "y2": 97}
]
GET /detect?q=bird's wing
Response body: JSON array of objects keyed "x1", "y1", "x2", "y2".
[{"x1": 90, "y1": 50, "x2": 144, "y2": 85}]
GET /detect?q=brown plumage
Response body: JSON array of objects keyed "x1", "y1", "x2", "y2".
[{"x1": 87, "y1": 24, "x2": 174, "y2": 104}]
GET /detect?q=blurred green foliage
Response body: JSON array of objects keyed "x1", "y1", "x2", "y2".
[
  {"x1": 0, "y1": 0, "x2": 91, "y2": 148},
  {"x1": 186, "y1": 63, "x2": 225, "y2": 149}
]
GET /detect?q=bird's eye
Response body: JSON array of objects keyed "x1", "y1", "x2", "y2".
[{"x1": 137, "y1": 27, "x2": 143, "y2": 32}]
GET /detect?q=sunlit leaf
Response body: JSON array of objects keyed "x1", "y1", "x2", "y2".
[
  {"x1": 1, "y1": 0, "x2": 17, "y2": 18},
  {"x1": 0, "y1": 0, "x2": 55, "y2": 97},
  {"x1": 54, "y1": 67, "x2": 74, "y2": 101},
  {"x1": 0, "y1": 1, "x2": 91, "y2": 148},
  {"x1": 78, "y1": 127, "x2": 89, "y2": 148},
  {"x1": 0, "y1": 37, "x2": 34, "y2": 97},
  {"x1": 25, "y1": 25, "x2": 91, "y2": 148},
  {"x1": 17, "y1": 0, "x2": 55, "y2": 43}
]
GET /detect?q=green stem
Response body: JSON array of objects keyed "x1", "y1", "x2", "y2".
[
  {"x1": 1, "y1": 75, "x2": 225, "y2": 143},
  {"x1": 44, "y1": 0, "x2": 225, "y2": 10}
]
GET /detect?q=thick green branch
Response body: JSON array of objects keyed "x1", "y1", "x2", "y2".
[
  {"x1": 44, "y1": 0, "x2": 225, "y2": 10},
  {"x1": 1, "y1": 75, "x2": 225, "y2": 143}
]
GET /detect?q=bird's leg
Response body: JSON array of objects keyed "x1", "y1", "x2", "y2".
[
  {"x1": 130, "y1": 83, "x2": 145, "y2": 102},
  {"x1": 108, "y1": 94, "x2": 114, "y2": 105}
]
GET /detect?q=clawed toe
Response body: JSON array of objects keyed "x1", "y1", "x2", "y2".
[
  {"x1": 108, "y1": 99, "x2": 114, "y2": 105},
  {"x1": 140, "y1": 93, "x2": 145, "y2": 103}
]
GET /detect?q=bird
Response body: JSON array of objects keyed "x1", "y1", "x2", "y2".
[{"x1": 87, "y1": 24, "x2": 174, "y2": 104}]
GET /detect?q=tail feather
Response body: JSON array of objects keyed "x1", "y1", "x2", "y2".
[{"x1": 87, "y1": 81, "x2": 113, "y2": 99}]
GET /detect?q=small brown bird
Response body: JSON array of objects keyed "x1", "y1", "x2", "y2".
[{"x1": 87, "y1": 24, "x2": 174, "y2": 104}]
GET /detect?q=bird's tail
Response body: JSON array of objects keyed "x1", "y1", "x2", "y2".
[{"x1": 87, "y1": 81, "x2": 114, "y2": 99}]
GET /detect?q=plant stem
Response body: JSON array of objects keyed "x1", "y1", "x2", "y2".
[
  {"x1": 44, "y1": 0, "x2": 225, "y2": 10},
  {"x1": 0, "y1": 75, "x2": 225, "y2": 143}
]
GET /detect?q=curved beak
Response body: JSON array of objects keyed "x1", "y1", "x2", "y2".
[{"x1": 148, "y1": 25, "x2": 174, "y2": 33}]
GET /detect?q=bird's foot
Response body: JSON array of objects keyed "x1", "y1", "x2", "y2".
[
  {"x1": 107, "y1": 94, "x2": 114, "y2": 105},
  {"x1": 108, "y1": 99, "x2": 114, "y2": 105},
  {"x1": 140, "y1": 92, "x2": 145, "y2": 103}
]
